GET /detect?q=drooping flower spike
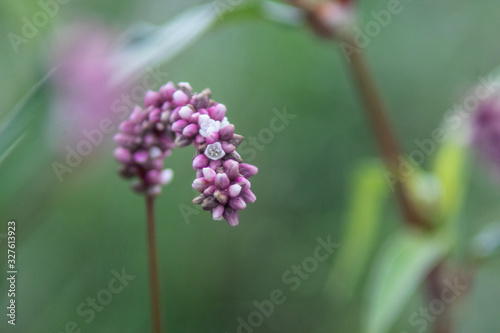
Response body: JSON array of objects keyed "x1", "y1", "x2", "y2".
[{"x1": 114, "y1": 82, "x2": 257, "y2": 226}]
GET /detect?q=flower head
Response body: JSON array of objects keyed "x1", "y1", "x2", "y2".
[{"x1": 115, "y1": 82, "x2": 258, "y2": 226}]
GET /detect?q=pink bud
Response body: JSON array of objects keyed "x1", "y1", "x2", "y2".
[
  {"x1": 169, "y1": 107, "x2": 180, "y2": 122},
  {"x1": 114, "y1": 147, "x2": 132, "y2": 163},
  {"x1": 219, "y1": 124, "x2": 234, "y2": 141},
  {"x1": 160, "y1": 169, "x2": 174, "y2": 185},
  {"x1": 152, "y1": 158, "x2": 163, "y2": 170},
  {"x1": 195, "y1": 134, "x2": 205, "y2": 143},
  {"x1": 145, "y1": 91, "x2": 161, "y2": 107},
  {"x1": 223, "y1": 207, "x2": 239, "y2": 226},
  {"x1": 229, "y1": 197, "x2": 247, "y2": 210},
  {"x1": 236, "y1": 176, "x2": 251, "y2": 188},
  {"x1": 212, "y1": 205, "x2": 225, "y2": 220},
  {"x1": 192, "y1": 177, "x2": 208, "y2": 192},
  {"x1": 189, "y1": 112, "x2": 200, "y2": 124},
  {"x1": 214, "y1": 173, "x2": 230, "y2": 189},
  {"x1": 221, "y1": 142, "x2": 236, "y2": 153},
  {"x1": 148, "y1": 108, "x2": 161, "y2": 122},
  {"x1": 159, "y1": 82, "x2": 176, "y2": 100},
  {"x1": 204, "y1": 185, "x2": 217, "y2": 196},
  {"x1": 228, "y1": 184, "x2": 242, "y2": 197},
  {"x1": 208, "y1": 103, "x2": 226, "y2": 121},
  {"x1": 241, "y1": 188, "x2": 256, "y2": 203},
  {"x1": 144, "y1": 133, "x2": 155, "y2": 146},
  {"x1": 113, "y1": 133, "x2": 134, "y2": 147},
  {"x1": 209, "y1": 159, "x2": 222, "y2": 169},
  {"x1": 133, "y1": 150, "x2": 149, "y2": 163},
  {"x1": 178, "y1": 106, "x2": 194, "y2": 120},
  {"x1": 239, "y1": 163, "x2": 258, "y2": 178},
  {"x1": 118, "y1": 121, "x2": 137, "y2": 135},
  {"x1": 223, "y1": 159, "x2": 237, "y2": 169},
  {"x1": 224, "y1": 160, "x2": 240, "y2": 180},
  {"x1": 192, "y1": 154, "x2": 209, "y2": 169},
  {"x1": 182, "y1": 123, "x2": 200, "y2": 137},
  {"x1": 172, "y1": 90, "x2": 189, "y2": 106},
  {"x1": 130, "y1": 106, "x2": 146, "y2": 123},
  {"x1": 171, "y1": 119, "x2": 188, "y2": 133},
  {"x1": 202, "y1": 167, "x2": 217, "y2": 182},
  {"x1": 145, "y1": 170, "x2": 159, "y2": 183},
  {"x1": 206, "y1": 131, "x2": 219, "y2": 144},
  {"x1": 214, "y1": 189, "x2": 228, "y2": 204}
]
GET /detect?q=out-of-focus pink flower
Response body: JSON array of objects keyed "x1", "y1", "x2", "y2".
[
  {"x1": 471, "y1": 94, "x2": 500, "y2": 176},
  {"x1": 49, "y1": 22, "x2": 125, "y2": 150}
]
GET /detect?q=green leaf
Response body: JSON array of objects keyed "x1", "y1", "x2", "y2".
[
  {"x1": 432, "y1": 139, "x2": 468, "y2": 223},
  {"x1": 325, "y1": 160, "x2": 388, "y2": 297},
  {"x1": 110, "y1": 1, "x2": 303, "y2": 86},
  {"x1": 364, "y1": 230, "x2": 452, "y2": 333},
  {"x1": 110, "y1": 3, "x2": 222, "y2": 86}
]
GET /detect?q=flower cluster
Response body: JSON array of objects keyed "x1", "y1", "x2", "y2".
[{"x1": 114, "y1": 82, "x2": 257, "y2": 226}]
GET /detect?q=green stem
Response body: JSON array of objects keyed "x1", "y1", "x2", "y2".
[{"x1": 146, "y1": 195, "x2": 162, "y2": 333}]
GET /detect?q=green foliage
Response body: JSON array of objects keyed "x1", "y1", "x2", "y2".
[
  {"x1": 432, "y1": 138, "x2": 468, "y2": 224},
  {"x1": 326, "y1": 160, "x2": 388, "y2": 298},
  {"x1": 364, "y1": 229, "x2": 453, "y2": 333}
]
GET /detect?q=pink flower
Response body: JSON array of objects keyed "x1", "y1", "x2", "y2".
[{"x1": 115, "y1": 82, "x2": 258, "y2": 226}]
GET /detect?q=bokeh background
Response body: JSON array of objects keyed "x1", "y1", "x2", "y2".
[{"x1": 1, "y1": 0, "x2": 500, "y2": 332}]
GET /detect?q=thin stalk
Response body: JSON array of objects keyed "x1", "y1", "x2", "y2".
[
  {"x1": 341, "y1": 40, "x2": 450, "y2": 333},
  {"x1": 345, "y1": 47, "x2": 430, "y2": 230},
  {"x1": 426, "y1": 264, "x2": 453, "y2": 333},
  {"x1": 146, "y1": 195, "x2": 162, "y2": 333}
]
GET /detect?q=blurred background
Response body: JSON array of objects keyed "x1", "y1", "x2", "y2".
[{"x1": 1, "y1": 0, "x2": 500, "y2": 332}]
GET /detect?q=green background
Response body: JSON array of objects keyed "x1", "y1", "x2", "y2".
[{"x1": 1, "y1": 0, "x2": 499, "y2": 332}]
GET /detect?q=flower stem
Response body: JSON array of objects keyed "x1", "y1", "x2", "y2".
[
  {"x1": 342, "y1": 43, "x2": 450, "y2": 333},
  {"x1": 426, "y1": 264, "x2": 453, "y2": 333},
  {"x1": 145, "y1": 195, "x2": 162, "y2": 333},
  {"x1": 345, "y1": 48, "x2": 430, "y2": 230}
]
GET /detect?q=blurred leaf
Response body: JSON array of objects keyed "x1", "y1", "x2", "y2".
[
  {"x1": 364, "y1": 230, "x2": 453, "y2": 333},
  {"x1": 110, "y1": 3, "x2": 221, "y2": 85},
  {"x1": 110, "y1": 1, "x2": 304, "y2": 86},
  {"x1": 325, "y1": 160, "x2": 388, "y2": 297},
  {"x1": 406, "y1": 171, "x2": 443, "y2": 226},
  {"x1": 432, "y1": 139, "x2": 468, "y2": 223},
  {"x1": 0, "y1": 68, "x2": 55, "y2": 159},
  {"x1": 260, "y1": 1, "x2": 305, "y2": 27}
]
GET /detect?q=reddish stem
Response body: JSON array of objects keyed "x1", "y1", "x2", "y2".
[{"x1": 146, "y1": 195, "x2": 162, "y2": 333}]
